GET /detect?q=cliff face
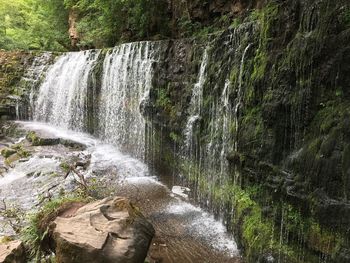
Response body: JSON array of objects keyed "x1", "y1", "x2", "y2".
[
  {"x1": 0, "y1": 51, "x2": 55, "y2": 121},
  {"x1": 0, "y1": 51, "x2": 34, "y2": 120},
  {"x1": 170, "y1": 0, "x2": 264, "y2": 22},
  {"x1": 167, "y1": 0, "x2": 265, "y2": 37},
  {"x1": 143, "y1": 0, "x2": 350, "y2": 261}
]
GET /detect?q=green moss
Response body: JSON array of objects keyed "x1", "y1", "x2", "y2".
[
  {"x1": 229, "y1": 66, "x2": 239, "y2": 86},
  {"x1": 155, "y1": 86, "x2": 178, "y2": 122},
  {"x1": 306, "y1": 138, "x2": 322, "y2": 159},
  {"x1": 26, "y1": 131, "x2": 60, "y2": 146},
  {"x1": 240, "y1": 107, "x2": 264, "y2": 149},
  {"x1": 176, "y1": 154, "x2": 348, "y2": 262},
  {"x1": 1, "y1": 148, "x2": 17, "y2": 158},
  {"x1": 230, "y1": 18, "x2": 242, "y2": 29},
  {"x1": 26, "y1": 131, "x2": 39, "y2": 144},
  {"x1": 0, "y1": 236, "x2": 14, "y2": 244},
  {"x1": 251, "y1": 50, "x2": 268, "y2": 81},
  {"x1": 249, "y1": 3, "x2": 279, "y2": 82},
  {"x1": 320, "y1": 128, "x2": 340, "y2": 157},
  {"x1": 0, "y1": 52, "x2": 28, "y2": 99},
  {"x1": 306, "y1": 222, "x2": 343, "y2": 255},
  {"x1": 169, "y1": 132, "x2": 181, "y2": 143},
  {"x1": 155, "y1": 88, "x2": 171, "y2": 108},
  {"x1": 317, "y1": 106, "x2": 341, "y2": 134},
  {"x1": 11, "y1": 144, "x2": 31, "y2": 158},
  {"x1": 60, "y1": 161, "x2": 71, "y2": 173}
]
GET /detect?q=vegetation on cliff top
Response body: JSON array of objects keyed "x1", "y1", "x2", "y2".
[
  {"x1": 0, "y1": 0, "x2": 69, "y2": 51},
  {"x1": 0, "y1": 0, "x2": 257, "y2": 51},
  {"x1": 0, "y1": 0, "x2": 171, "y2": 50}
]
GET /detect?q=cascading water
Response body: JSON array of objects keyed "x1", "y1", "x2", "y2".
[
  {"x1": 234, "y1": 43, "x2": 252, "y2": 152},
  {"x1": 183, "y1": 47, "x2": 209, "y2": 155},
  {"x1": 179, "y1": 22, "x2": 257, "y2": 215},
  {"x1": 219, "y1": 79, "x2": 232, "y2": 176},
  {"x1": 34, "y1": 42, "x2": 159, "y2": 159},
  {"x1": 207, "y1": 43, "x2": 253, "y2": 180},
  {"x1": 97, "y1": 42, "x2": 159, "y2": 159},
  {"x1": 34, "y1": 50, "x2": 100, "y2": 131}
]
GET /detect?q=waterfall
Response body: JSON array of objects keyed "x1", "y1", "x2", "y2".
[
  {"x1": 234, "y1": 43, "x2": 252, "y2": 151},
  {"x1": 97, "y1": 42, "x2": 159, "y2": 159},
  {"x1": 183, "y1": 47, "x2": 209, "y2": 155},
  {"x1": 34, "y1": 50, "x2": 100, "y2": 131},
  {"x1": 33, "y1": 42, "x2": 159, "y2": 159},
  {"x1": 219, "y1": 79, "x2": 232, "y2": 176},
  {"x1": 178, "y1": 22, "x2": 257, "y2": 209}
]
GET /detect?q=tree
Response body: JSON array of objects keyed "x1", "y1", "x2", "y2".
[{"x1": 0, "y1": 0, "x2": 70, "y2": 51}]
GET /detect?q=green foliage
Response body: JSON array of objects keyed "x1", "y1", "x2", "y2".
[
  {"x1": 178, "y1": 16, "x2": 203, "y2": 38},
  {"x1": 64, "y1": 0, "x2": 170, "y2": 48},
  {"x1": 0, "y1": 0, "x2": 69, "y2": 51},
  {"x1": 0, "y1": 0, "x2": 170, "y2": 50}
]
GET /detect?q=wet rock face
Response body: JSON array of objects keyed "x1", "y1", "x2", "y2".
[
  {"x1": 0, "y1": 51, "x2": 33, "y2": 121},
  {"x1": 0, "y1": 240, "x2": 25, "y2": 263},
  {"x1": 170, "y1": 0, "x2": 263, "y2": 23},
  {"x1": 146, "y1": 38, "x2": 201, "y2": 131},
  {"x1": 145, "y1": 0, "x2": 350, "y2": 261},
  {"x1": 50, "y1": 197, "x2": 155, "y2": 263},
  {"x1": 0, "y1": 51, "x2": 54, "y2": 121},
  {"x1": 150, "y1": 0, "x2": 350, "y2": 209}
]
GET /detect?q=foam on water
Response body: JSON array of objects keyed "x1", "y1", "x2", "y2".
[
  {"x1": 0, "y1": 156, "x2": 60, "y2": 186},
  {"x1": 90, "y1": 144, "x2": 150, "y2": 178},
  {"x1": 19, "y1": 121, "x2": 97, "y2": 147},
  {"x1": 171, "y1": 185, "x2": 191, "y2": 199},
  {"x1": 166, "y1": 200, "x2": 238, "y2": 256}
]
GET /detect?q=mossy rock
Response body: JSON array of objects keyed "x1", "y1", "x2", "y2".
[
  {"x1": 26, "y1": 131, "x2": 60, "y2": 146},
  {"x1": 5, "y1": 153, "x2": 21, "y2": 166},
  {"x1": 1, "y1": 148, "x2": 17, "y2": 158}
]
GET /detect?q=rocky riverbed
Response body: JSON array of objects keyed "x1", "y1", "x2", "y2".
[{"x1": 0, "y1": 121, "x2": 241, "y2": 263}]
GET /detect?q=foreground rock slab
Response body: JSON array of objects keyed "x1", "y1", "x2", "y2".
[
  {"x1": 51, "y1": 197, "x2": 155, "y2": 263},
  {"x1": 0, "y1": 240, "x2": 25, "y2": 263}
]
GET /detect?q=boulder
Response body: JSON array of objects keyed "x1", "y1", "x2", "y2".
[
  {"x1": 50, "y1": 197, "x2": 155, "y2": 263},
  {"x1": 26, "y1": 131, "x2": 60, "y2": 146},
  {"x1": 0, "y1": 240, "x2": 25, "y2": 263}
]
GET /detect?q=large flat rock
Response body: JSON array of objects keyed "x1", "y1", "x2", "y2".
[
  {"x1": 51, "y1": 197, "x2": 155, "y2": 263},
  {"x1": 0, "y1": 240, "x2": 25, "y2": 263}
]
